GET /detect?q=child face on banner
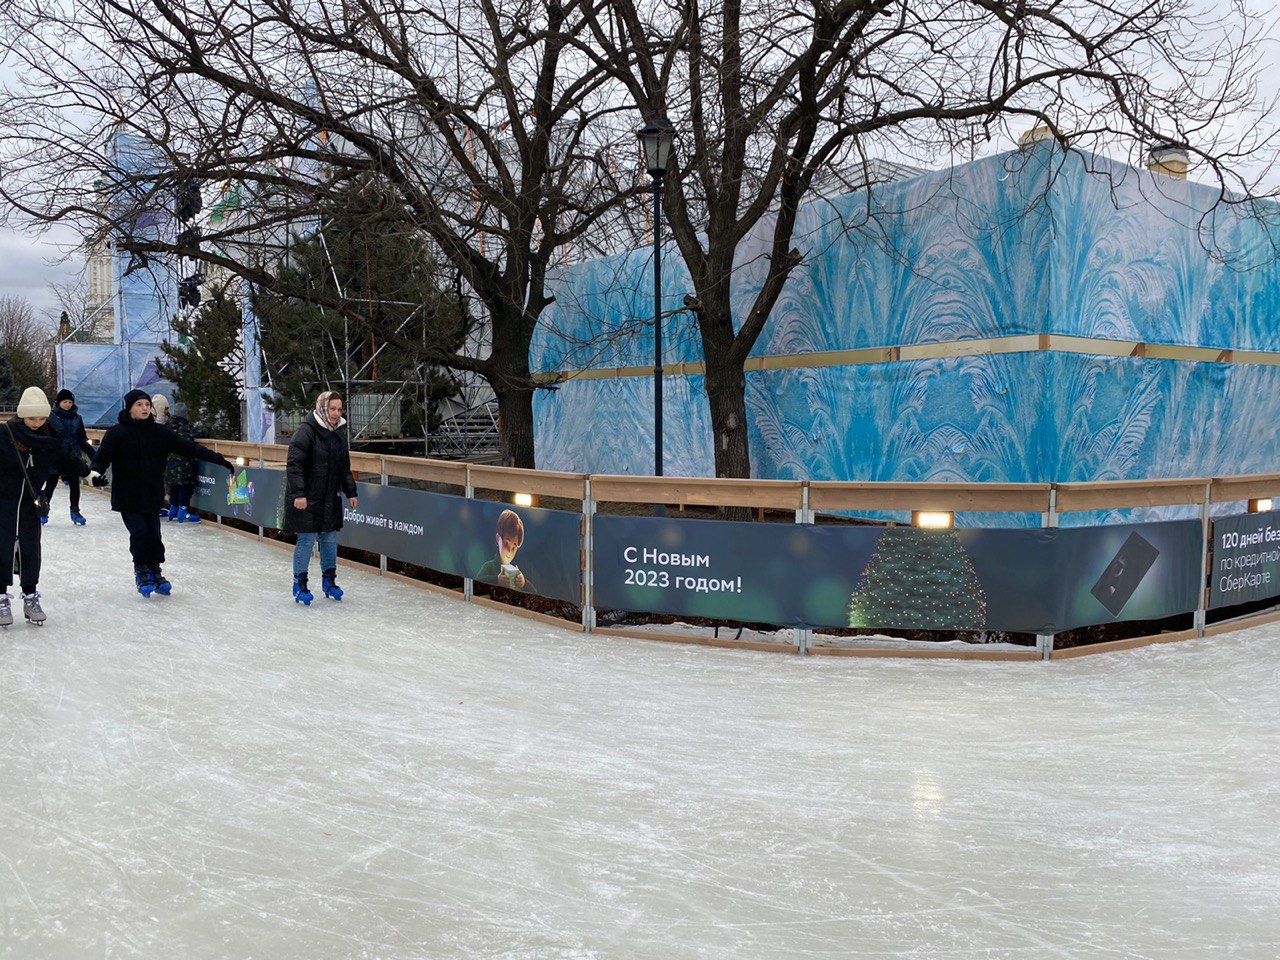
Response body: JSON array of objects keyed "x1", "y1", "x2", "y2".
[{"x1": 496, "y1": 532, "x2": 520, "y2": 565}]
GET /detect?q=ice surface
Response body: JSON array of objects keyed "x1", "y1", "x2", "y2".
[{"x1": 2, "y1": 493, "x2": 1279, "y2": 959}]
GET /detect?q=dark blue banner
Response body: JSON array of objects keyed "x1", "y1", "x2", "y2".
[
  {"x1": 593, "y1": 515, "x2": 1201, "y2": 633},
  {"x1": 193, "y1": 466, "x2": 582, "y2": 604},
  {"x1": 1209, "y1": 510, "x2": 1280, "y2": 609}
]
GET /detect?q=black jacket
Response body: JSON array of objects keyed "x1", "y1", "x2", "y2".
[
  {"x1": 165, "y1": 415, "x2": 199, "y2": 487},
  {"x1": 284, "y1": 413, "x2": 357, "y2": 535},
  {"x1": 91, "y1": 411, "x2": 233, "y2": 513},
  {"x1": 0, "y1": 417, "x2": 90, "y2": 504},
  {"x1": 50, "y1": 403, "x2": 96, "y2": 464}
]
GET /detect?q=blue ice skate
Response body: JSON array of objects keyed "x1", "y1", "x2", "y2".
[
  {"x1": 135, "y1": 565, "x2": 156, "y2": 598},
  {"x1": 151, "y1": 566, "x2": 172, "y2": 596},
  {"x1": 293, "y1": 573, "x2": 313, "y2": 606},
  {"x1": 70, "y1": 510, "x2": 87, "y2": 526},
  {"x1": 176, "y1": 506, "x2": 201, "y2": 524},
  {"x1": 321, "y1": 569, "x2": 343, "y2": 601}
]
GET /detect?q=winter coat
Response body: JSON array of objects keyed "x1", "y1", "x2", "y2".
[
  {"x1": 0, "y1": 417, "x2": 90, "y2": 505},
  {"x1": 91, "y1": 410, "x2": 233, "y2": 514},
  {"x1": 165, "y1": 415, "x2": 199, "y2": 487},
  {"x1": 50, "y1": 404, "x2": 96, "y2": 466},
  {"x1": 283, "y1": 412, "x2": 357, "y2": 535}
]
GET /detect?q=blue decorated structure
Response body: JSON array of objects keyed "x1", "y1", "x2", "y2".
[{"x1": 531, "y1": 144, "x2": 1280, "y2": 519}]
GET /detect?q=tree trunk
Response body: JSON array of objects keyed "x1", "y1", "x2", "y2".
[
  {"x1": 704, "y1": 353, "x2": 751, "y2": 479},
  {"x1": 495, "y1": 384, "x2": 536, "y2": 469}
]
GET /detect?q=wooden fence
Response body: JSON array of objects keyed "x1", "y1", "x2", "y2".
[{"x1": 83, "y1": 430, "x2": 1280, "y2": 662}]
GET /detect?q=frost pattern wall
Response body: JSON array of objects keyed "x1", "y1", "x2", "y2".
[{"x1": 530, "y1": 145, "x2": 1280, "y2": 504}]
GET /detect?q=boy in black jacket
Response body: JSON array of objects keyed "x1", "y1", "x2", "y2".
[{"x1": 90, "y1": 389, "x2": 235, "y2": 596}]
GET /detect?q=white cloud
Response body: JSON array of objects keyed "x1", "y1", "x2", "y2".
[{"x1": 0, "y1": 224, "x2": 85, "y2": 322}]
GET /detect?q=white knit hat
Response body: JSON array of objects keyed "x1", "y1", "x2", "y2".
[
  {"x1": 152, "y1": 393, "x2": 170, "y2": 424},
  {"x1": 16, "y1": 387, "x2": 50, "y2": 418}
]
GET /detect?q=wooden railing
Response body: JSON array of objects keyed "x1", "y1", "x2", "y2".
[{"x1": 82, "y1": 429, "x2": 1280, "y2": 660}]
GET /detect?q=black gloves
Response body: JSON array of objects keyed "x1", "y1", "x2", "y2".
[{"x1": 89, "y1": 471, "x2": 109, "y2": 487}]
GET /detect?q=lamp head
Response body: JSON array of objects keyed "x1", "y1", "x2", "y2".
[{"x1": 637, "y1": 116, "x2": 676, "y2": 178}]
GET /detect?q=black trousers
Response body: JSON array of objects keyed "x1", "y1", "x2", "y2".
[
  {"x1": 168, "y1": 484, "x2": 193, "y2": 509},
  {"x1": 0, "y1": 496, "x2": 42, "y2": 594},
  {"x1": 41, "y1": 472, "x2": 82, "y2": 513},
  {"x1": 120, "y1": 512, "x2": 165, "y2": 567}
]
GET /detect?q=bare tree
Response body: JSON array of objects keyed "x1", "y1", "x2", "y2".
[
  {"x1": 579, "y1": 0, "x2": 1279, "y2": 479},
  {"x1": 0, "y1": 295, "x2": 55, "y2": 397},
  {"x1": 0, "y1": 0, "x2": 642, "y2": 466}
]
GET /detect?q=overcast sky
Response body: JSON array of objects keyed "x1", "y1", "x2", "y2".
[
  {"x1": 1, "y1": 3, "x2": 1276, "y2": 329},
  {"x1": 0, "y1": 223, "x2": 84, "y2": 322}
]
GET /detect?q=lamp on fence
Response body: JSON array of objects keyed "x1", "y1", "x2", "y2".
[
  {"x1": 1248, "y1": 497, "x2": 1273, "y2": 513},
  {"x1": 513, "y1": 492, "x2": 537, "y2": 508},
  {"x1": 912, "y1": 510, "x2": 954, "y2": 529},
  {"x1": 637, "y1": 115, "x2": 677, "y2": 490},
  {"x1": 235, "y1": 457, "x2": 246, "y2": 467}
]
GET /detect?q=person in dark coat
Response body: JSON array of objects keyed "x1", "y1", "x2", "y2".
[
  {"x1": 164, "y1": 401, "x2": 202, "y2": 523},
  {"x1": 90, "y1": 389, "x2": 235, "y2": 596},
  {"x1": 284, "y1": 389, "x2": 358, "y2": 604},
  {"x1": 41, "y1": 388, "x2": 97, "y2": 526},
  {"x1": 0, "y1": 387, "x2": 92, "y2": 625}
]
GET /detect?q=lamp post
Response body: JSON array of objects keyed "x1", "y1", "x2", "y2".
[{"x1": 637, "y1": 117, "x2": 676, "y2": 487}]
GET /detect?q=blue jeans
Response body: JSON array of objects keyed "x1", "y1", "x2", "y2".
[{"x1": 294, "y1": 530, "x2": 338, "y2": 578}]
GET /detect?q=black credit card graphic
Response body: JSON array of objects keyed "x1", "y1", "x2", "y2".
[{"x1": 1090, "y1": 532, "x2": 1160, "y2": 617}]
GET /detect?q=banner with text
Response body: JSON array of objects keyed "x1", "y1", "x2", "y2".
[
  {"x1": 593, "y1": 515, "x2": 1201, "y2": 633},
  {"x1": 1209, "y1": 510, "x2": 1280, "y2": 609},
  {"x1": 194, "y1": 466, "x2": 582, "y2": 604}
]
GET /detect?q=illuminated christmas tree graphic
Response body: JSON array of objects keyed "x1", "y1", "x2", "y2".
[{"x1": 848, "y1": 528, "x2": 988, "y2": 630}]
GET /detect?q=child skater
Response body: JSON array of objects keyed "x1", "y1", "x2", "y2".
[
  {"x1": 0, "y1": 388, "x2": 93, "y2": 624},
  {"x1": 90, "y1": 389, "x2": 235, "y2": 596}
]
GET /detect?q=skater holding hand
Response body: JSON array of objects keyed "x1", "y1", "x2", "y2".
[
  {"x1": 0, "y1": 388, "x2": 93, "y2": 625},
  {"x1": 285, "y1": 390, "x2": 357, "y2": 604},
  {"x1": 90, "y1": 389, "x2": 235, "y2": 596},
  {"x1": 43, "y1": 388, "x2": 96, "y2": 527}
]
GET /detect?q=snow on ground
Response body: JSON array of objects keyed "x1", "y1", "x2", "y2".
[{"x1": 2, "y1": 492, "x2": 1279, "y2": 959}]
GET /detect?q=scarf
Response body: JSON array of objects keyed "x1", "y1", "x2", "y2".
[{"x1": 312, "y1": 390, "x2": 346, "y2": 431}]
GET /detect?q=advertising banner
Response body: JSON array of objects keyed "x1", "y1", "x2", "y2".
[
  {"x1": 1209, "y1": 510, "x2": 1280, "y2": 609},
  {"x1": 593, "y1": 515, "x2": 1202, "y2": 634},
  {"x1": 193, "y1": 466, "x2": 582, "y2": 604},
  {"x1": 192, "y1": 463, "x2": 283, "y2": 527},
  {"x1": 343, "y1": 483, "x2": 581, "y2": 604}
]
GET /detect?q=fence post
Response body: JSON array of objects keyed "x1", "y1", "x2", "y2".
[
  {"x1": 1036, "y1": 486, "x2": 1058, "y2": 659},
  {"x1": 582, "y1": 476, "x2": 596, "y2": 632},
  {"x1": 378, "y1": 456, "x2": 388, "y2": 576},
  {"x1": 463, "y1": 465, "x2": 474, "y2": 603},
  {"x1": 1042, "y1": 486, "x2": 1058, "y2": 529},
  {"x1": 256, "y1": 449, "x2": 265, "y2": 541},
  {"x1": 794, "y1": 484, "x2": 812, "y2": 655},
  {"x1": 1195, "y1": 481, "x2": 1211, "y2": 637}
]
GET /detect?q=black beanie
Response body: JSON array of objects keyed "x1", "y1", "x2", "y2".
[
  {"x1": 56, "y1": 389, "x2": 75, "y2": 404},
  {"x1": 123, "y1": 389, "x2": 151, "y2": 412}
]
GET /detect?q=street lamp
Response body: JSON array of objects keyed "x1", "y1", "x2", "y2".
[{"x1": 637, "y1": 116, "x2": 676, "y2": 487}]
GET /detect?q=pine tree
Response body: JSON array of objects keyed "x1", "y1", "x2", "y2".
[
  {"x1": 848, "y1": 528, "x2": 989, "y2": 631},
  {"x1": 252, "y1": 175, "x2": 469, "y2": 433},
  {"x1": 156, "y1": 285, "x2": 243, "y2": 438}
]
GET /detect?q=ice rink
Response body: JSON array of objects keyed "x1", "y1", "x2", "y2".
[{"x1": 2, "y1": 493, "x2": 1278, "y2": 959}]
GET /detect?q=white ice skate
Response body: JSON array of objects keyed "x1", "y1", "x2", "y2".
[
  {"x1": 0, "y1": 594, "x2": 11, "y2": 628},
  {"x1": 21, "y1": 592, "x2": 45, "y2": 626}
]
